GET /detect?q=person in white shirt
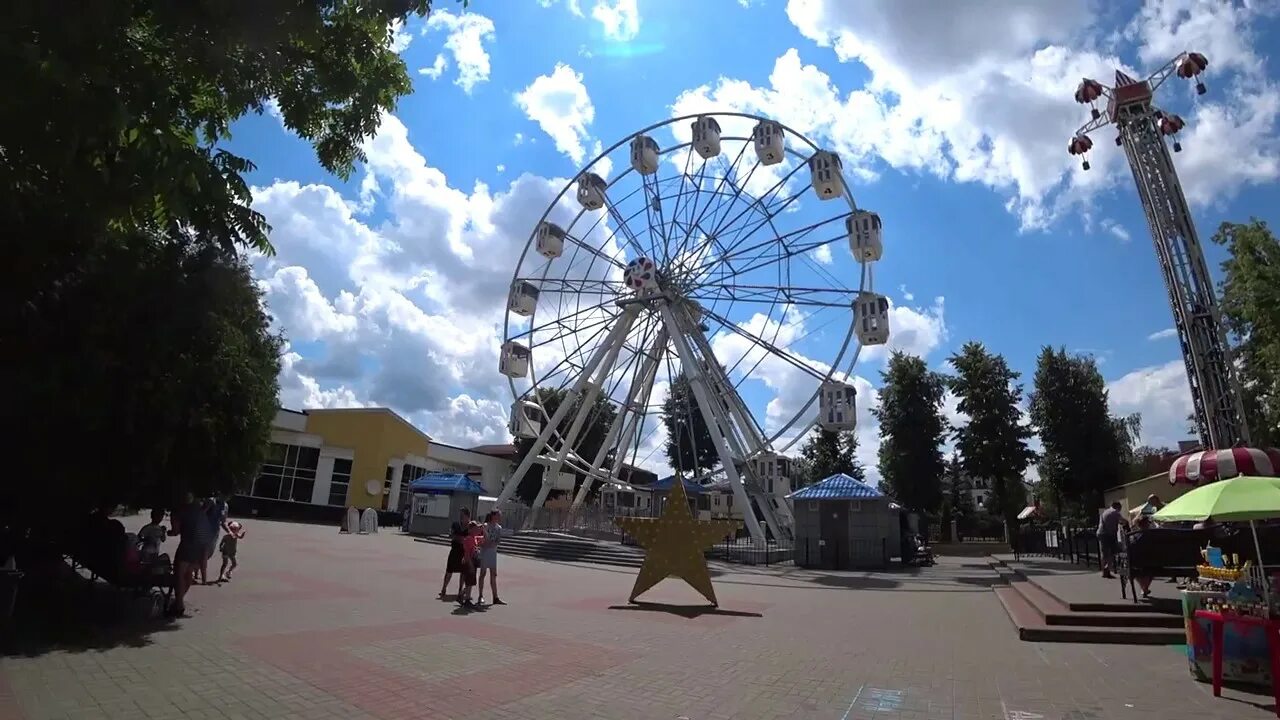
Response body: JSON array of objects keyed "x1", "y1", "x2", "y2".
[{"x1": 477, "y1": 510, "x2": 505, "y2": 606}]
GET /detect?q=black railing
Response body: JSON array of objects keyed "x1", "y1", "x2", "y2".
[
  {"x1": 1013, "y1": 524, "x2": 1100, "y2": 569},
  {"x1": 792, "y1": 536, "x2": 890, "y2": 570},
  {"x1": 707, "y1": 535, "x2": 794, "y2": 566}
]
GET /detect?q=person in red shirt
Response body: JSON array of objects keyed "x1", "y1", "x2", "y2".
[{"x1": 457, "y1": 519, "x2": 484, "y2": 607}]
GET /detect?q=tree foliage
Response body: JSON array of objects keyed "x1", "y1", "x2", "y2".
[
  {"x1": 1029, "y1": 347, "x2": 1139, "y2": 515},
  {"x1": 874, "y1": 352, "x2": 949, "y2": 513},
  {"x1": 794, "y1": 429, "x2": 864, "y2": 488},
  {"x1": 944, "y1": 451, "x2": 975, "y2": 519},
  {"x1": 3, "y1": 1, "x2": 466, "y2": 523},
  {"x1": 947, "y1": 342, "x2": 1037, "y2": 527},
  {"x1": 512, "y1": 387, "x2": 618, "y2": 505},
  {"x1": 1213, "y1": 219, "x2": 1280, "y2": 447},
  {"x1": 662, "y1": 372, "x2": 720, "y2": 478},
  {"x1": 6, "y1": 236, "x2": 282, "y2": 520}
]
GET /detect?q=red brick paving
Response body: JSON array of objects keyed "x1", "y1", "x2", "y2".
[{"x1": 2, "y1": 517, "x2": 1278, "y2": 720}]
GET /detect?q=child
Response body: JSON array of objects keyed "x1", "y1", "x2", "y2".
[
  {"x1": 456, "y1": 520, "x2": 483, "y2": 607},
  {"x1": 137, "y1": 508, "x2": 169, "y2": 565},
  {"x1": 217, "y1": 520, "x2": 246, "y2": 582}
]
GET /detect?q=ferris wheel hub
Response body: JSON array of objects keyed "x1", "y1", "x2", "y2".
[{"x1": 623, "y1": 256, "x2": 660, "y2": 294}]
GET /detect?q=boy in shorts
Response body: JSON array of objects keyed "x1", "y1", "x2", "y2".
[{"x1": 217, "y1": 521, "x2": 246, "y2": 582}]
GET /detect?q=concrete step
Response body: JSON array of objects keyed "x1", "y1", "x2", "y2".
[
  {"x1": 1009, "y1": 577, "x2": 1184, "y2": 629},
  {"x1": 993, "y1": 585, "x2": 1186, "y2": 644}
]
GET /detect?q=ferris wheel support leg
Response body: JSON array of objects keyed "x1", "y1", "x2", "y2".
[
  {"x1": 682, "y1": 312, "x2": 791, "y2": 541},
  {"x1": 660, "y1": 303, "x2": 768, "y2": 547},
  {"x1": 525, "y1": 307, "x2": 640, "y2": 530},
  {"x1": 494, "y1": 309, "x2": 640, "y2": 507},
  {"x1": 572, "y1": 328, "x2": 668, "y2": 510}
]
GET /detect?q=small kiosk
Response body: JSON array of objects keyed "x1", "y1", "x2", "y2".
[
  {"x1": 407, "y1": 473, "x2": 485, "y2": 536},
  {"x1": 789, "y1": 474, "x2": 897, "y2": 570}
]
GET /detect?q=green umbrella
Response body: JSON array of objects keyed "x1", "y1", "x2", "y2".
[
  {"x1": 1153, "y1": 476, "x2": 1280, "y2": 522},
  {"x1": 1153, "y1": 475, "x2": 1280, "y2": 607}
]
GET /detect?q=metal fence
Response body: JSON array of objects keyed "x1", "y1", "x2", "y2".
[
  {"x1": 1013, "y1": 524, "x2": 1101, "y2": 569},
  {"x1": 792, "y1": 537, "x2": 891, "y2": 570},
  {"x1": 706, "y1": 534, "x2": 794, "y2": 566}
]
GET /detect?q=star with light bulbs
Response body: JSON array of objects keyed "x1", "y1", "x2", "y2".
[{"x1": 614, "y1": 479, "x2": 740, "y2": 606}]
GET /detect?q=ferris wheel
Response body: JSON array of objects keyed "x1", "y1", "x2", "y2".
[{"x1": 494, "y1": 112, "x2": 889, "y2": 545}]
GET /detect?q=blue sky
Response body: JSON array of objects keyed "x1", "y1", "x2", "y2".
[{"x1": 239, "y1": 0, "x2": 1280, "y2": 483}]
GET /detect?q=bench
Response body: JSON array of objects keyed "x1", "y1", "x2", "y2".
[{"x1": 63, "y1": 526, "x2": 174, "y2": 614}]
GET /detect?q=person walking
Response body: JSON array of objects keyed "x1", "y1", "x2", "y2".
[
  {"x1": 477, "y1": 510, "x2": 504, "y2": 606},
  {"x1": 168, "y1": 492, "x2": 212, "y2": 617},
  {"x1": 439, "y1": 508, "x2": 471, "y2": 600},
  {"x1": 200, "y1": 493, "x2": 230, "y2": 584},
  {"x1": 1096, "y1": 501, "x2": 1128, "y2": 579}
]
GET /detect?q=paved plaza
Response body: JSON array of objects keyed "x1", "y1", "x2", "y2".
[{"x1": 1, "y1": 519, "x2": 1275, "y2": 720}]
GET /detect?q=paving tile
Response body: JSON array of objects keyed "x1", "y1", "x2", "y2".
[{"x1": 2, "y1": 518, "x2": 1277, "y2": 719}]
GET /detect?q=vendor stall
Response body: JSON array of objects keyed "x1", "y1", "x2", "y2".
[{"x1": 1154, "y1": 476, "x2": 1280, "y2": 714}]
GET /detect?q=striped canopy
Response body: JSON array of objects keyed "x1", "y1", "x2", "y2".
[{"x1": 1168, "y1": 447, "x2": 1280, "y2": 485}]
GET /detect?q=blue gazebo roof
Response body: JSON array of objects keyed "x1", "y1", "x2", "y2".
[
  {"x1": 408, "y1": 473, "x2": 485, "y2": 495},
  {"x1": 787, "y1": 473, "x2": 883, "y2": 501},
  {"x1": 647, "y1": 476, "x2": 706, "y2": 494}
]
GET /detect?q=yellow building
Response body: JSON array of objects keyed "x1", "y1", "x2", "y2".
[
  {"x1": 248, "y1": 408, "x2": 513, "y2": 512},
  {"x1": 1103, "y1": 472, "x2": 1195, "y2": 516}
]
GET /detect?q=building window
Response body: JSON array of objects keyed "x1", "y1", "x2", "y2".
[
  {"x1": 329, "y1": 458, "x2": 352, "y2": 506},
  {"x1": 253, "y1": 443, "x2": 320, "y2": 503}
]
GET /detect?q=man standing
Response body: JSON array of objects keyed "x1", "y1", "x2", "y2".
[{"x1": 1096, "y1": 501, "x2": 1128, "y2": 579}]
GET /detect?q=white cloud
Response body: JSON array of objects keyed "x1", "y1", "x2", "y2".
[
  {"x1": 389, "y1": 19, "x2": 414, "y2": 53},
  {"x1": 421, "y1": 10, "x2": 496, "y2": 94},
  {"x1": 495, "y1": 164, "x2": 506, "y2": 174},
  {"x1": 1107, "y1": 359, "x2": 1196, "y2": 450},
  {"x1": 811, "y1": 244, "x2": 834, "y2": 265},
  {"x1": 674, "y1": 0, "x2": 1280, "y2": 230},
  {"x1": 1147, "y1": 328, "x2": 1178, "y2": 341},
  {"x1": 515, "y1": 64, "x2": 596, "y2": 164},
  {"x1": 418, "y1": 54, "x2": 448, "y2": 80},
  {"x1": 591, "y1": 0, "x2": 640, "y2": 41},
  {"x1": 1100, "y1": 218, "x2": 1131, "y2": 242},
  {"x1": 513, "y1": 132, "x2": 525, "y2": 146},
  {"x1": 899, "y1": 284, "x2": 914, "y2": 302}
]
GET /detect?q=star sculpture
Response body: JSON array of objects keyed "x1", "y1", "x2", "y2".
[{"x1": 614, "y1": 478, "x2": 740, "y2": 606}]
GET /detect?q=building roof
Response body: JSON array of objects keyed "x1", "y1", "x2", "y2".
[
  {"x1": 787, "y1": 473, "x2": 883, "y2": 501},
  {"x1": 647, "y1": 476, "x2": 706, "y2": 494},
  {"x1": 305, "y1": 406, "x2": 432, "y2": 442},
  {"x1": 468, "y1": 443, "x2": 518, "y2": 458},
  {"x1": 407, "y1": 473, "x2": 485, "y2": 495}
]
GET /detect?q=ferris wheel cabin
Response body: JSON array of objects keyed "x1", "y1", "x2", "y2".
[
  {"x1": 751, "y1": 452, "x2": 792, "y2": 497},
  {"x1": 847, "y1": 210, "x2": 883, "y2": 263},
  {"x1": 535, "y1": 221, "x2": 565, "y2": 259},
  {"x1": 819, "y1": 380, "x2": 857, "y2": 431},
  {"x1": 507, "y1": 280, "x2": 539, "y2": 316},
  {"x1": 499, "y1": 341, "x2": 531, "y2": 378},
  {"x1": 577, "y1": 173, "x2": 607, "y2": 210},
  {"x1": 753, "y1": 120, "x2": 785, "y2": 166},
  {"x1": 691, "y1": 116, "x2": 722, "y2": 159},
  {"x1": 855, "y1": 292, "x2": 891, "y2": 346},
  {"x1": 508, "y1": 399, "x2": 542, "y2": 439},
  {"x1": 630, "y1": 135, "x2": 660, "y2": 175},
  {"x1": 808, "y1": 151, "x2": 844, "y2": 200}
]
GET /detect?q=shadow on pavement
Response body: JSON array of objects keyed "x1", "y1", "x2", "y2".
[
  {"x1": 608, "y1": 602, "x2": 764, "y2": 619},
  {"x1": 1, "y1": 563, "x2": 181, "y2": 658}
]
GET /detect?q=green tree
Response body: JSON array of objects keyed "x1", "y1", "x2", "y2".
[
  {"x1": 794, "y1": 428, "x2": 864, "y2": 488},
  {"x1": 874, "y1": 352, "x2": 949, "y2": 513},
  {"x1": 947, "y1": 342, "x2": 1037, "y2": 530},
  {"x1": 512, "y1": 387, "x2": 619, "y2": 505},
  {"x1": 7, "y1": 235, "x2": 282, "y2": 519},
  {"x1": 662, "y1": 372, "x2": 720, "y2": 478},
  {"x1": 1213, "y1": 219, "x2": 1280, "y2": 447},
  {"x1": 1030, "y1": 347, "x2": 1139, "y2": 515},
  {"x1": 945, "y1": 452, "x2": 976, "y2": 519},
  {"x1": 4, "y1": 2, "x2": 467, "y2": 523}
]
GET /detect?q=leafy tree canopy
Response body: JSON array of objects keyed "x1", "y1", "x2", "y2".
[
  {"x1": 1029, "y1": 347, "x2": 1139, "y2": 513},
  {"x1": 512, "y1": 387, "x2": 618, "y2": 505},
  {"x1": 662, "y1": 372, "x2": 721, "y2": 478},
  {"x1": 1213, "y1": 219, "x2": 1280, "y2": 447},
  {"x1": 874, "y1": 351, "x2": 949, "y2": 513},
  {"x1": 947, "y1": 342, "x2": 1037, "y2": 526},
  {"x1": 7, "y1": 236, "x2": 282, "y2": 520},
  {"x1": 794, "y1": 428, "x2": 864, "y2": 488}
]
